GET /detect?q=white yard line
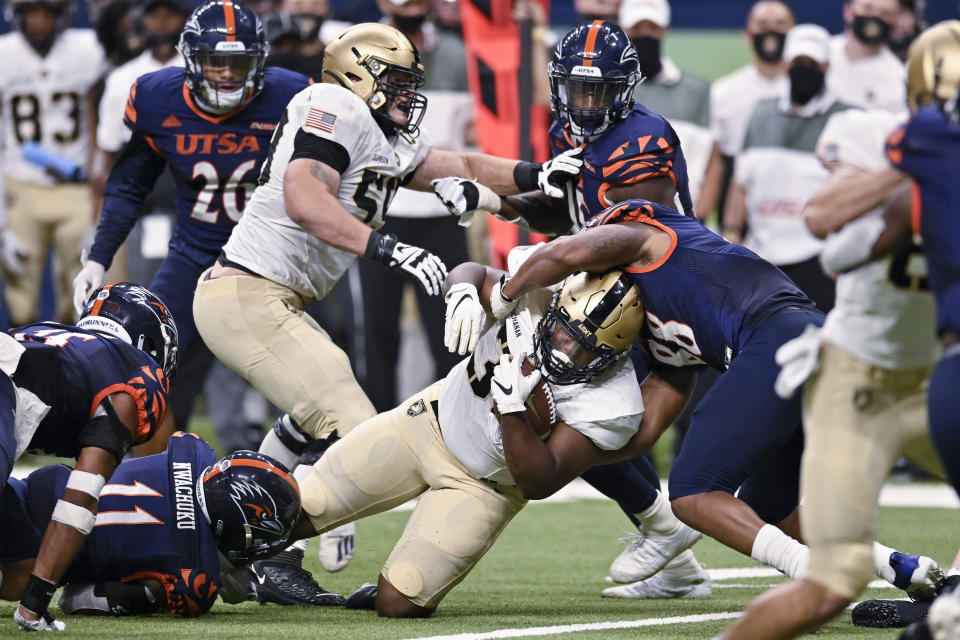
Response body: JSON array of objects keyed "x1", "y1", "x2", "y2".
[{"x1": 399, "y1": 612, "x2": 742, "y2": 640}]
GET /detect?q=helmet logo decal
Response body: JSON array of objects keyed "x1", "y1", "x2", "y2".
[
  {"x1": 215, "y1": 41, "x2": 246, "y2": 51},
  {"x1": 571, "y1": 65, "x2": 601, "y2": 77},
  {"x1": 229, "y1": 479, "x2": 285, "y2": 535}
]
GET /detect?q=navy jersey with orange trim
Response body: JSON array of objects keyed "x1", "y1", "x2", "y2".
[
  {"x1": 583, "y1": 200, "x2": 814, "y2": 370},
  {"x1": 89, "y1": 66, "x2": 311, "y2": 267},
  {"x1": 11, "y1": 323, "x2": 170, "y2": 456},
  {"x1": 550, "y1": 105, "x2": 692, "y2": 229},
  {"x1": 885, "y1": 106, "x2": 960, "y2": 336},
  {"x1": 14, "y1": 433, "x2": 220, "y2": 616}
]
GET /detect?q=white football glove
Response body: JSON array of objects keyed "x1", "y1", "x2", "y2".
[
  {"x1": 538, "y1": 147, "x2": 584, "y2": 198},
  {"x1": 490, "y1": 352, "x2": 541, "y2": 415},
  {"x1": 1, "y1": 229, "x2": 30, "y2": 277},
  {"x1": 72, "y1": 256, "x2": 106, "y2": 316},
  {"x1": 773, "y1": 324, "x2": 823, "y2": 399},
  {"x1": 431, "y1": 177, "x2": 502, "y2": 228},
  {"x1": 368, "y1": 232, "x2": 448, "y2": 297},
  {"x1": 489, "y1": 274, "x2": 519, "y2": 320},
  {"x1": 14, "y1": 606, "x2": 65, "y2": 632},
  {"x1": 444, "y1": 282, "x2": 486, "y2": 355}
]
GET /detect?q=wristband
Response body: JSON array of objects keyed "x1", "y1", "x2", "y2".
[
  {"x1": 513, "y1": 161, "x2": 542, "y2": 192},
  {"x1": 364, "y1": 230, "x2": 397, "y2": 264},
  {"x1": 21, "y1": 574, "x2": 57, "y2": 617}
]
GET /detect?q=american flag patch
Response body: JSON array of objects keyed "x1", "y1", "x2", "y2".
[{"x1": 305, "y1": 108, "x2": 337, "y2": 133}]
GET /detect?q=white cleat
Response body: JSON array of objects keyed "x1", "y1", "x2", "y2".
[
  {"x1": 318, "y1": 522, "x2": 355, "y2": 572},
  {"x1": 602, "y1": 551, "x2": 712, "y2": 599},
  {"x1": 608, "y1": 523, "x2": 702, "y2": 583}
]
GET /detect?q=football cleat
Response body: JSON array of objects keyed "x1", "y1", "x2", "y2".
[
  {"x1": 890, "y1": 552, "x2": 948, "y2": 602},
  {"x1": 854, "y1": 599, "x2": 931, "y2": 628},
  {"x1": 345, "y1": 583, "x2": 378, "y2": 610},
  {"x1": 608, "y1": 523, "x2": 702, "y2": 584},
  {"x1": 898, "y1": 576, "x2": 960, "y2": 640},
  {"x1": 602, "y1": 551, "x2": 712, "y2": 599},
  {"x1": 248, "y1": 549, "x2": 345, "y2": 606},
  {"x1": 318, "y1": 522, "x2": 356, "y2": 572}
]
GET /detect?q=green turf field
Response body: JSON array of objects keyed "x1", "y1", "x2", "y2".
[{"x1": 2, "y1": 499, "x2": 956, "y2": 639}]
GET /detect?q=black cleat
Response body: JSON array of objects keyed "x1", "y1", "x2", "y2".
[
  {"x1": 900, "y1": 619, "x2": 935, "y2": 640},
  {"x1": 853, "y1": 599, "x2": 931, "y2": 628},
  {"x1": 249, "y1": 549, "x2": 346, "y2": 606},
  {"x1": 345, "y1": 583, "x2": 378, "y2": 610}
]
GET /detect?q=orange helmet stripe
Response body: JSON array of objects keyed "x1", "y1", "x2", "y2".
[
  {"x1": 582, "y1": 20, "x2": 604, "y2": 66},
  {"x1": 223, "y1": 0, "x2": 236, "y2": 41}
]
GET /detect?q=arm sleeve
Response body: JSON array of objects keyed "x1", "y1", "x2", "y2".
[
  {"x1": 601, "y1": 122, "x2": 683, "y2": 188},
  {"x1": 167, "y1": 568, "x2": 218, "y2": 617},
  {"x1": 87, "y1": 132, "x2": 166, "y2": 268}
]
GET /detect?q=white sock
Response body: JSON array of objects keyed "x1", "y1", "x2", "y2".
[
  {"x1": 750, "y1": 524, "x2": 809, "y2": 579},
  {"x1": 634, "y1": 491, "x2": 682, "y2": 535},
  {"x1": 873, "y1": 542, "x2": 897, "y2": 582},
  {"x1": 661, "y1": 549, "x2": 700, "y2": 576},
  {"x1": 259, "y1": 429, "x2": 300, "y2": 471}
]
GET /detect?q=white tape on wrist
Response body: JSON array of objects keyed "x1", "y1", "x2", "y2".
[
  {"x1": 65, "y1": 470, "x2": 106, "y2": 499},
  {"x1": 52, "y1": 500, "x2": 96, "y2": 535}
]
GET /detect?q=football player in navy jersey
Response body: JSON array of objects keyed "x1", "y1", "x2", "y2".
[
  {"x1": 0, "y1": 282, "x2": 178, "y2": 630},
  {"x1": 1, "y1": 432, "x2": 306, "y2": 619},
  {"x1": 880, "y1": 22, "x2": 960, "y2": 640},
  {"x1": 72, "y1": 0, "x2": 312, "y2": 355},
  {"x1": 433, "y1": 20, "x2": 704, "y2": 593}
]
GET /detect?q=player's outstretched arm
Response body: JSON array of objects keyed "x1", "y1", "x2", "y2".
[
  {"x1": 804, "y1": 166, "x2": 906, "y2": 239},
  {"x1": 285, "y1": 159, "x2": 448, "y2": 296},
  {"x1": 501, "y1": 224, "x2": 649, "y2": 301},
  {"x1": 15, "y1": 394, "x2": 140, "y2": 630}
]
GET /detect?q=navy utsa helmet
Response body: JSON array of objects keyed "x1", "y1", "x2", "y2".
[
  {"x1": 77, "y1": 282, "x2": 179, "y2": 380},
  {"x1": 179, "y1": 0, "x2": 269, "y2": 114},
  {"x1": 549, "y1": 21, "x2": 640, "y2": 144},
  {"x1": 533, "y1": 270, "x2": 644, "y2": 385},
  {"x1": 198, "y1": 451, "x2": 301, "y2": 563}
]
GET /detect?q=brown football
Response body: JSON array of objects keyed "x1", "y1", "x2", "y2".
[{"x1": 520, "y1": 358, "x2": 558, "y2": 439}]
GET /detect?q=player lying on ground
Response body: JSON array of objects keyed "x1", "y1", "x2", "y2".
[
  {"x1": 1, "y1": 432, "x2": 301, "y2": 618},
  {"x1": 0, "y1": 282, "x2": 178, "y2": 631}
]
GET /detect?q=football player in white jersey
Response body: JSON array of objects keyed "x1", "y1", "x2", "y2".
[
  {"x1": 0, "y1": 0, "x2": 106, "y2": 324},
  {"x1": 717, "y1": 107, "x2": 946, "y2": 640},
  {"x1": 273, "y1": 254, "x2": 651, "y2": 617},
  {"x1": 193, "y1": 23, "x2": 580, "y2": 480}
]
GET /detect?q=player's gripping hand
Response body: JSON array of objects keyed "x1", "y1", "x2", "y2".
[
  {"x1": 1, "y1": 229, "x2": 30, "y2": 277},
  {"x1": 538, "y1": 147, "x2": 583, "y2": 198},
  {"x1": 72, "y1": 255, "x2": 106, "y2": 315},
  {"x1": 14, "y1": 605, "x2": 65, "y2": 632},
  {"x1": 491, "y1": 352, "x2": 541, "y2": 415},
  {"x1": 366, "y1": 231, "x2": 447, "y2": 296},
  {"x1": 431, "y1": 178, "x2": 502, "y2": 227},
  {"x1": 489, "y1": 274, "x2": 518, "y2": 320},
  {"x1": 444, "y1": 282, "x2": 486, "y2": 355}
]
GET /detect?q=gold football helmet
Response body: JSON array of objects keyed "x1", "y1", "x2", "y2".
[
  {"x1": 906, "y1": 20, "x2": 960, "y2": 121},
  {"x1": 534, "y1": 270, "x2": 645, "y2": 385},
  {"x1": 321, "y1": 23, "x2": 427, "y2": 135}
]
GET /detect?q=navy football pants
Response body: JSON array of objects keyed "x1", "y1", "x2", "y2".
[
  {"x1": 929, "y1": 352, "x2": 960, "y2": 495},
  {"x1": 669, "y1": 307, "x2": 823, "y2": 524}
]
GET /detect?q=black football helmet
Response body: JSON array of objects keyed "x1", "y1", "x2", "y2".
[
  {"x1": 179, "y1": 0, "x2": 269, "y2": 114},
  {"x1": 198, "y1": 451, "x2": 301, "y2": 563},
  {"x1": 533, "y1": 270, "x2": 644, "y2": 385},
  {"x1": 77, "y1": 282, "x2": 179, "y2": 380},
  {"x1": 549, "y1": 21, "x2": 640, "y2": 144}
]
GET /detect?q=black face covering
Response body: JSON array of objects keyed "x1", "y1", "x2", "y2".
[
  {"x1": 631, "y1": 36, "x2": 662, "y2": 80},
  {"x1": 393, "y1": 13, "x2": 427, "y2": 35},
  {"x1": 789, "y1": 64, "x2": 825, "y2": 106},
  {"x1": 293, "y1": 13, "x2": 322, "y2": 41},
  {"x1": 888, "y1": 31, "x2": 917, "y2": 59},
  {"x1": 752, "y1": 31, "x2": 786, "y2": 63},
  {"x1": 852, "y1": 15, "x2": 892, "y2": 46},
  {"x1": 145, "y1": 30, "x2": 180, "y2": 54}
]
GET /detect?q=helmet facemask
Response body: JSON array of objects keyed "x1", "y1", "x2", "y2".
[
  {"x1": 358, "y1": 54, "x2": 427, "y2": 136},
  {"x1": 533, "y1": 296, "x2": 621, "y2": 385},
  {"x1": 549, "y1": 66, "x2": 636, "y2": 143},
  {"x1": 183, "y1": 45, "x2": 268, "y2": 114}
]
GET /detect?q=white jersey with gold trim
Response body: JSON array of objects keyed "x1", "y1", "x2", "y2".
[
  {"x1": 439, "y1": 250, "x2": 645, "y2": 486},
  {"x1": 817, "y1": 108, "x2": 937, "y2": 369},
  {"x1": 0, "y1": 29, "x2": 106, "y2": 185},
  {"x1": 222, "y1": 83, "x2": 432, "y2": 300}
]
